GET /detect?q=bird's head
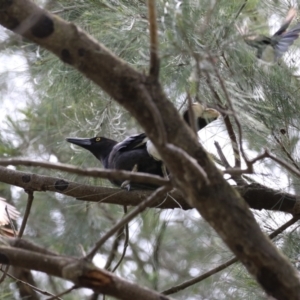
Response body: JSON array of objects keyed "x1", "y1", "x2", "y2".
[
  {"x1": 66, "y1": 136, "x2": 117, "y2": 166},
  {"x1": 183, "y1": 103, "x2": 220, "y2": 131}
]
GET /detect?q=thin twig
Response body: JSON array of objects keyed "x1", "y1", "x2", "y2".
[
  {"x1": 234, "y1": 0, "x2": 247, "y2": 20},
  {"x1": 0, "y1": 159, "x2": 171, "y2": 188},
  {"x1": 269, "y1": 216, "x2": 300, "y2": 239},
  {"x1": 214, "y1": 141, "x2": 231, "y2": 169},
  {"x1": 214, "y1": 141, "x2": 248, "y2": 186},
  {"x1": 224, "y1": 148, "x2": 300, "y2": 179},
  {"x1": 266, "y1": 150, "x2": 300, "y2": 178},
  {"x1": 223, "y1": 114, "x2": 241, "y2": 168},
  {"x1": 112, "y1": 206, "x2": 129, "y2": 272},
  {"x1": 162, "y1": 215, "x2": 300, "y2": 295},
  {"x1": 162, "y1": 257, "x2": 237, "y2": 295},
  {"x1": 209, "y1": 54, "x2": 248, "y2": 167},
  {"x1": 5, "y1": 206, "x2": 17, "y2": 236},
  {"x1": 85, "y1": 186, "x2": 171, "y2": 260},
  {"x1": 148, "y1": 0, "x2": 160, "y2": 78},
  {"x1": 273, "y1": 134, "x2": 300, "y2": 171},
  {"x1": 104, "y1": 226, "x2": 124, "y2": 271},
  {"x1": 19, "y1": 190, "x2": 34, "y2": 237},
  {"x1": 3, "y1": 271, "x2": 63, "y2": 299},
  {"x1": 0, "y1": 265, "x2": 9, "y2": 284},
  {"x1": 187, "y1": 92, "x2": 198, "y2": 135},
  {"x1": 204, "y1": 72, "x2": 241, "y2": 169},
  {"x1": 45, "y1": 285, "x2": 77, "y2": 300},
  {"x1": 153, "y1": 220, "x2": 167, "y2": 290},
  {"x1": 178, "y1": 95, "x2": 188, "y2": 112}
]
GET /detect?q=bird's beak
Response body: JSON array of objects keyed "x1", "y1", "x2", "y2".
[
  {"x1": 66, "y1": 137, "x2": 92, "y2": 147},
  {"x1": 202, "y1": 108, "x2": 220, "y2": 120}
]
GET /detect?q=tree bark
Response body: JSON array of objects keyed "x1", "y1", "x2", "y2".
[
  {"x1": 1, "y1": 1, "x2": 300, "y2": 299},
  {"x1": 0, "y1": 166, "x2": 299, "y2": 214},
  {"x1": 0, "y1": 238, "x2": 172, "y2": 300}
]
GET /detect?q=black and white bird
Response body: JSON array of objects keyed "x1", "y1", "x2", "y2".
[
  {"x1": 67, "y1": 103, "x2": 219, "y2": 190},
  {"x1": 244, "y1": 8, "x2": 300, "y2": 61},
  {"x1": 67, "y1": 133, "x2": 164, "y2": 190}
]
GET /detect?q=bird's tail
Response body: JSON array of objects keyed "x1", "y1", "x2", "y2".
[
  {"x1": 274, "y1": 7, "x2": 297, "y2": 36},
  {"x1": 275, "y1": 22, "x2": 300, "y2": 59}
]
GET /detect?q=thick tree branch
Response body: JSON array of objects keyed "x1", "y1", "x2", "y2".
[
  {"x1": 1, "y1": 1, "x2": 300, "y2": 298},
  {"x1": 0, "y1": 166, "x2": 188, "y2": 209},
  {"x1": 0, "y1": 166, "x2": 299, "y2": 214},
  {"x1": 0, "y1": 159, "x2": 171, "y2": 188},
  {"x1": 0, "y1": 238, "x2": 174, "y2": 300}
]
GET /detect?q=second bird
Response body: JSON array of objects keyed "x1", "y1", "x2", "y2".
[
  {"x1": 245, "y1": 8, "x2": 300, "y2": 61},
  {"x1": 66, "y1": 103, "x2": 219, "y2": 190}
]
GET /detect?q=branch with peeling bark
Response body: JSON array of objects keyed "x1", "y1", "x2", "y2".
[
  {"x1": 0, "y1": 166, "x2": 300, "y2": 214},
  {"x1": 0, "y1": 238, "x2": 173, "y2": 300},
  {"x1": 1, "y1": 1, "x2": 300, "y2": 298}
]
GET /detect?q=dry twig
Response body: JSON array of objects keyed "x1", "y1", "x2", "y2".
[
  {"x1": 86, "y1": 186, "x2": 171, "y2": 260},
  {"x1": 19, "y1": 191, "x2": 34, "y2": 237},
  {"x1": 148, "y1": 0, "x2": 160, "y2": 78},
  {"x1": 162, "y1": 215, "x2": 300, "y2": 295}
]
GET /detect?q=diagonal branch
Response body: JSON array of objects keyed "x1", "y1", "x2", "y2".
[
  {"x1": 214, "y1": 141, "x2": 247, "y2": 186},
  {"x1": 273, "y1": 134, "x2": 300, "y2": 171},
  {"x1": 112, "y1": 206, "x2": 129, "y2": 272},
  {"x1": 162, "y1": 215, "x2": 300, "y2": 295},
  {"x1": 204, "y1": 73, "x2": 241, "y2": 168},
  {"x1": 86, "y1": 186, "x2": 170, "y2": 260},
  {"x1": 148, "y1": 0, "x2": 160, "y2": 78},
  {"x1": 224, "y1": 148, "x2": 300, "y2": 180},
  {"x1": 18, "y1": 191, "x2": 34, "y2": 238},
  {"x1": 1, "y1": 2, "x2": 300, "y2": 297}
]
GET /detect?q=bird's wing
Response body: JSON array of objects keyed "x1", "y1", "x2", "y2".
[
  {"x1": 146, "y1": 140, "x2": 161, "y2": 161},
  {"x1": 274, "y1": 8, "x2": 297, "y2": 36},
  {"x1": 0, "y1": 197, "x2": 19, "y2": 226},
  {"x1": 274, "y1": 23, "x2": 300, "y2": 59},
  {"x1": 114, "y1": 133, "x2": 148, "y2": 152}
]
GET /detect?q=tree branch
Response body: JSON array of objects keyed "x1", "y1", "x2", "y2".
[
  {"x1": 0, "y1": 159, "x2": 171, "y2": 188},
  {"x1": 18, "y1": 190, "x2": 34, "y2": 238},
  {"x1": 148, "y1": 0, "x2": 160, "y2": 78},
  {"x1": 86, "y1": 186, "x2": 170, "y2": 260},
  {"x1": 162, "y1": 215, "x2": 300, "y2": 295},
  {"x1": 1, "y1": 166, "x2": 300, "y2": 213},
  {"x1": 0, "y1": 238, "x2": 174, "y2": 300},
  {"x1": 1, "y1": 1, "x2": 300, "y2": 297}
]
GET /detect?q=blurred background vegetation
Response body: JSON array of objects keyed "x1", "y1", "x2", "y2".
[{"x1": 1, "y1": 0, "x2": 300, "y2": 299}]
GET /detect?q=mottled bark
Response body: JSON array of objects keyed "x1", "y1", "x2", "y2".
[
  {"x1": 0, "y1": 1, "x2": 300, "y2": 299},
  {"x1": 0, "y1": 238, "x2": 173, "y2": 300},
  {"x1": 0, "y1": 166, "x2": 299, "y2": 214}
]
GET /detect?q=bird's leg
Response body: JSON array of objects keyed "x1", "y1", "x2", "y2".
[{"x1": 121, "y1": 164, "x2": 138, "y2": 191}]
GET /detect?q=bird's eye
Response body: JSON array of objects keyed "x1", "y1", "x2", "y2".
[{"x1": 95, "y1": 137, "x2": 101, "y2": 142}]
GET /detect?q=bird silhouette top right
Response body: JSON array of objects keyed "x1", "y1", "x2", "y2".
[{"x1": 244, "y1": 8, "x2": 300, "y2": 61}]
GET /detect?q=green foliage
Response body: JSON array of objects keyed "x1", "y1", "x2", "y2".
[{"x1": 1, "y1": 0, "x2": 300, "y2": 298}]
